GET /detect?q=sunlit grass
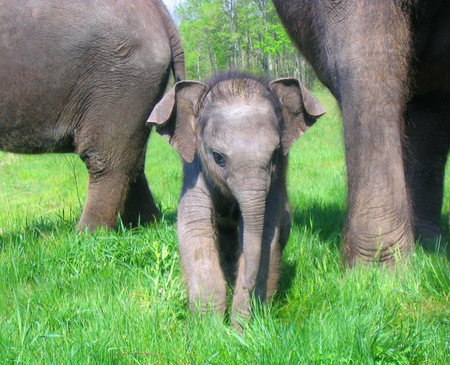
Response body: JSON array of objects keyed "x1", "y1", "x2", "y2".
[{"x1": 1, "y1": 91, "x2": 449, "y2": 363}]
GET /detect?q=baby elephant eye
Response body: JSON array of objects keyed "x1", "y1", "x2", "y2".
[{"x1": 212, "y1": 151, "x2": 226, "y2": 168}]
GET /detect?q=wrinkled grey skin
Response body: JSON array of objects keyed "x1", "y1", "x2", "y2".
[
  {"x1": 272, "y1": 0, "x2": 450, "y2": 264},
  {"x1": 0, "y1": 0, "x2": 184, "y2": 231},
  {"x1": 148, "y1": 73, "x2": 325, "y2": 322}
]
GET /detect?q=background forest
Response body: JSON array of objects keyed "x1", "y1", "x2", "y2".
[{"x1": 174, "y1": 0, "x2": 320, "y2": 87}]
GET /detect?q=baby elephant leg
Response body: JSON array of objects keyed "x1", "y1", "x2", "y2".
[
  {"x1": 178, "y1": 179, "x2": 227, "y2": 314},
  {"x1": 406, "y1": 93, "x2": 450, "y2": 251},
  {"x1": 231, "y1": 224, "x2": 283, "y2": 326}
]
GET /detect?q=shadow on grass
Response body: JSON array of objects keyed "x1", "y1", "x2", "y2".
[
  {"x1": 0, "y1": 215, "x2": 77, "y2": 250},
  {"x1": 292, "y1": 202, "x2": 450, "y2": 258},
  {"x1": 292, "y1": 201, "x2": 346, "y2": 250},
  {"x1": 273, "y1": 202, "x2": 346, "y2": 302},
  {"x1": 277, "y1": 259, "x2": 298, "y2": 302},
  {"x1": 157, "y1": 207, "x2": 178, "y2": 225},
  {"x1": 0, "y1": 208, "x2": 179, "y2": 252},
  {"x1": 275, "y1": 204, "x2": 450, "y2": 302}
]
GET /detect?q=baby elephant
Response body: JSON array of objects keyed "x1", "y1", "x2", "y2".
[{"x1": 148, "y1": 73, "x2": 325, "y2": 322}]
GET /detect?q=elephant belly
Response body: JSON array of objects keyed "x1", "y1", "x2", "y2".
[{"x1": 0, "y1": 111, "x2": 76, "y2": 154}]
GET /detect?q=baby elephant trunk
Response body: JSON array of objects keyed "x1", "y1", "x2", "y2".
[{"x1": 234, "y1": 173, "x2": 270, "y2": 292}]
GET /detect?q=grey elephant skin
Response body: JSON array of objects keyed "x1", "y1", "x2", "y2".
[
  {"x1": 148, "y1": 73, "x2": 325, "y2": 321},
  {"x1": 0, "y1": 0, "x2": 184, "y2": 231},
  {"x1": 272, "y1": 0, "x2": 450, "y2": 264}
]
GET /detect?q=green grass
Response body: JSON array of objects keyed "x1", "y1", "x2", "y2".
[{"x1": 1, "y1": 91, "x2": 449, "y2": 363}]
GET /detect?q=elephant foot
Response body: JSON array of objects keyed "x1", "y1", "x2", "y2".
[
  {"x1": 231, "y1": 287, "x2": 252, "y2": 331},
  {"x1": 121, "y1": 172, "x2": 161, "y2": 227},
  {"x1": 121, "y1": 202, "x2": 161, "y2": 228},
  {"x1": 188, "y1": 291, "x2": 227, "y2": 316},
  {"x1": 415, "y1": 222, "x2": 447, "y2": 254},
  {"x1": 77, "y1": 209, "x2": 117, "y2": 232},
  {"x1": 343, "y1": 230, "x2": 415, "y2": 267}
]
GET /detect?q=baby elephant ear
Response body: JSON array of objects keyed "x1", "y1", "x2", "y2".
[
  {"x1": 269, "y1": 78, "x2": 326, "y2": 155},
  {"x1": 147, "y1": 81, "x2": 209, "y2": 163}
]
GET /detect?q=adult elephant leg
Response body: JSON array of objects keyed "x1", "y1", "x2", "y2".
[
  {"x1": 330, "y1": 4, "x2": 415, "y2": 265},
  {"x1": 405, "y1": 92, "x2": 450, "y2": 251},
  {"x1": 75, "y1": 99, "x2": 154, "y2": 231},
  {"x1": 77, "y1": 162, "x2": 130, "y2": 231},
  {"x1": 121, "y1": 147, "x2": 161, "y2": 228},
  {"x1": 272, "y1": 1, "x2": 415, "y2": 264}
]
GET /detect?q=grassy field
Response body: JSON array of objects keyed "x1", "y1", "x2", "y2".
[{"x1": 1, "y1": 91, "x2": 449, "y2": 363}]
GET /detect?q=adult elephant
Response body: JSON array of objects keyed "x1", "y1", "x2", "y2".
[
  {"x1": 272, "y1": 0, "x2": 450, "y2": 265},
  {"x1": 0, "y1": 0, "x2": 184, "y2": 231}
]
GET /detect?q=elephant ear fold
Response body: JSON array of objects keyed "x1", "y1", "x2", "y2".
[
  {"x1": 269, "y1": 78, "x2": 326, "y2": 155},
  {"x1": 147, "y1": 81, "x2": 209, "y2": 163}
]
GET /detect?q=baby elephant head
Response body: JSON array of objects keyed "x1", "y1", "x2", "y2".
[
  {"x1": 148, "y1": 74, "x2": 325, "y2": 164},
  {"x1": 148, "y1": 74, "x2": 325, "y2": 321}
]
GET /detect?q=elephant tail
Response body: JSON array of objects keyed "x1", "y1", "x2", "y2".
[
  {"x1": 156, "y1": 0, "x2": 185, "y2": 82},
  {"x1": 169, "y1": 27, "x2": 185, "y2": 82}
]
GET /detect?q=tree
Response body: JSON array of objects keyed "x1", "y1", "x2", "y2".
[{"x1": 176, "y1": 0, "x2": 319, "y2": 88}]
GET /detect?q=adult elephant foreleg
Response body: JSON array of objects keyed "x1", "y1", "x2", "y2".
[
  {"x1": 405, "y1": 92, "x2": 450, "y2": 251},
  {"x1": 272, "y1": 0, "x2": 417, "y2": 264},
  {"x1": 331, "y1": 4, "x2": 415, "y2": 265}
]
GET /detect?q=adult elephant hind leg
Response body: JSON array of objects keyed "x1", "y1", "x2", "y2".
[
  {"x1": 405, "y1": 92, "x2": 450, "y2": 253},
  {"x1": 120, "y1": 152, "x2": 161, "y2": 228},
  {"x1": 279, "y1": 197, "x2": 292, "y2": 250}
]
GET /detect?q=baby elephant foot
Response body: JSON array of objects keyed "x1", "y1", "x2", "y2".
[
  {"x1": 187, "y1": 275, "x2": 228, "y2": 316},
  {"x1": 230, "y1": 287, "x2": 252, "y2": 330},
  {"x1": 189, "y1": 291, "x2": 227, "y2": 316}
]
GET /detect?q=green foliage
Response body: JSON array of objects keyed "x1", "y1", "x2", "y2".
[
  {"x1": 176, "y1": 0, "x2": 319, "y2": 86},
  {"x1": 1, "y1": 92, "x2": 450, "y2": 362}
]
